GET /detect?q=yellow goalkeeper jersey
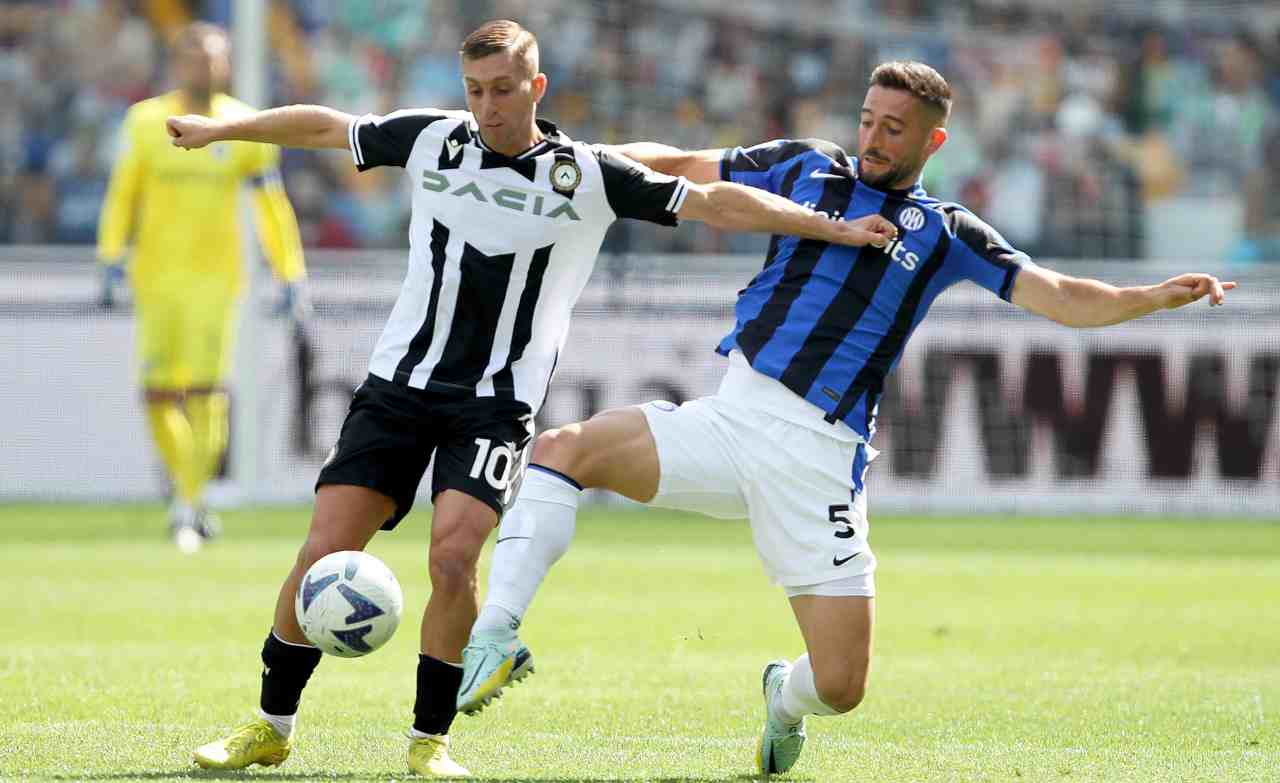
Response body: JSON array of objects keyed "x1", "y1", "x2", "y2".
[{"x1": 97, "y1": 91, "x2": 305, "y2": 295}]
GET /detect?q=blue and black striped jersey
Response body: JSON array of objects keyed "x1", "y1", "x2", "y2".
[{"x1": 719, "y1": 137, "x2": 1031, "y2": 445}]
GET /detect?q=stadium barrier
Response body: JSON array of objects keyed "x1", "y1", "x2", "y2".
[{"x1": 2, "y1": 249, "x2": 1277, "y2": 516}]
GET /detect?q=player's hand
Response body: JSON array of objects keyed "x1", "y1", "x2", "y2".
[
  {"x1": 1154, "y1": 273, "x2": 1237, "y2": 310},
  {"x1": 99, "y1": 262, "x2": 126, "y2": 309},
  {"x1": 829, "y1": 214, "x2": 899, "y2": 248},
  {"x1": 167, "y1": 115, "x2": 220, "y2": 149}
]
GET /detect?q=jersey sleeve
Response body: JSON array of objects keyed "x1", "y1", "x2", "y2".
[
  {"x1": 348, "y1": 109, "x2": 456, "y2": 171},
  {"x1": 230, "y1": 139, "x2": 305, "y2": 281},
  {"x1": 720, "y1": 138, "x2": 850, "y2": 194},
  {"x1": 594, "y1": 148, "x2": 689, "y2": 226},
  {"x1": 249, "y1": 174, "x2": 306, "y2": 283},
  {"x1": 97, "y1": 104, "x2": 147, "y2": 263},
  {"x1": 943, "y1": 207, "x2": 1033, "y2": 302}
]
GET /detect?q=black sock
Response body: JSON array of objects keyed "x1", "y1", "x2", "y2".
[
  {"x1": 413, "y1": 654, "x2": 463, "y2": 735},
  {"x1": 259, "y1": 631, "x2": 323, "y2": 716}
]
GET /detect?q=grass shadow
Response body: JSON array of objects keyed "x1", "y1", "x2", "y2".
[{"x1": 38, "y1": 771, "x2": 785, "y2": 782}]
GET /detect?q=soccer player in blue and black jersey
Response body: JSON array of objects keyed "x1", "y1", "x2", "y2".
[{"x1": 457, "y1": 61, "x2": 1235, "y2": 775}]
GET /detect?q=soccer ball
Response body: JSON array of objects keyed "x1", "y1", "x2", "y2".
[{"x1": 295, "y1": 550, "x2": 403, "y2": 658}]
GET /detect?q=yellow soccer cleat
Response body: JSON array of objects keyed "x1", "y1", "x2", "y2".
[
  {"x1": 408, "y1": 734, "x2": 471, "y2": 778},
  {"x1": 192, "y1": 718, "x2": 291, "y2": 769}
]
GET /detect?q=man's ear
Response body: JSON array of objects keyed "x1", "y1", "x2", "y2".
[
  {"x1": 927, "y1": 126, "x2": 948, "y2": 156},
  {"x1": 531, "y1": 72, "x2": 548, "y2": 104}
]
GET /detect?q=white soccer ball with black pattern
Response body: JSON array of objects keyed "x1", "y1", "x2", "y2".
[{"x1": 295, "y1": 550, "x2": 404, "y2": 658}]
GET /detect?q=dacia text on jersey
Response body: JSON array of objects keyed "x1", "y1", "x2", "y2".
[{"x1": 421, "y1": 170, "x2": 581, "y2": 221}]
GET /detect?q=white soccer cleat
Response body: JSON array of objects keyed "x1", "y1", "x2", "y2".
[
  {"x1": 757, "y1": 659, "x2": 807, "y2": 775},
  {"x1": 456, "y1": 629, "x2": 534, "y2": 715}
]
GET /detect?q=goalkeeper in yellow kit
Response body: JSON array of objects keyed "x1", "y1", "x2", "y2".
[{"x1": 97, "y1": 22, "x2": 306, "y2": 551}]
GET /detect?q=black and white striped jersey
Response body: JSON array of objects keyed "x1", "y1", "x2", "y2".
[{"x1": 347, "y1": 109, "x2": 689, "y2": 413}]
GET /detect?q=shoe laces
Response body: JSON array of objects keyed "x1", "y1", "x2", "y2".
[
  {"x1": 227, "y1": 722, "x2": 276, "y2": 753},
  {"x1": 412, "y1": 739, "x2": 449, "y2": 762}
]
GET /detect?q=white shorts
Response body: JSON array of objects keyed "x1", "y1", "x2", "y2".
[{"x1": 639, "y1": 352, "x2": 878, "y2": 594}]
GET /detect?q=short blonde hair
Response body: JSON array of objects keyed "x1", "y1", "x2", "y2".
[{"x1": 459, "y1": 19, "x2": 539, "y2": 77}]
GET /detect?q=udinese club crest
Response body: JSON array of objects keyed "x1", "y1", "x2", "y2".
[{"x1": 550, "y1": 158, "x2": 582, "y2": 193}]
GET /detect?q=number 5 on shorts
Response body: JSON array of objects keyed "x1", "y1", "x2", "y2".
[{"x1": 828, "y1": 504, "x2": 855, "y2": 539}]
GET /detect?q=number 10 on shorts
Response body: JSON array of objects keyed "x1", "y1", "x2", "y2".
[{"x1": 470, "y1": 437, "x2": 518, "y2": 491}]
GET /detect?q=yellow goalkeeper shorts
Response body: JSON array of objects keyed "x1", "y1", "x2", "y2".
[{"x1": 135, "y1": 286, "x2": 239, "y2": 390}]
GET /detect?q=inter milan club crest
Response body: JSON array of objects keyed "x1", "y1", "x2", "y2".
[
  {"x1": 897, "y1": 205, "x2": 926, "y2": 232},
  {"x1": 550, "y1": 158, "x2": 582, "y2": 194}
]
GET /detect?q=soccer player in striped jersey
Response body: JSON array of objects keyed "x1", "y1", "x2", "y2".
[
  {"x1": 97, "y1": 22, "x2": 307, "y2": 553},
  {"x1": 458, "y1": 61, "x2": 1236, "y2": 775},
  {"x1": 168, "y1": 20, "x2": 897, "y2": 777}
]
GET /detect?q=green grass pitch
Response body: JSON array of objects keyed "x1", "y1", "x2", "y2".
[{"x1": 2, "y1": 504, "x2": 1277, "y2": 782}]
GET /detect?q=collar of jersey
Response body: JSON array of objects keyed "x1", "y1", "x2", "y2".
[
  {"x1": 861, "y1": 178, "x2": 928, "y2": 200},
  {"x1": 472, "y1": 118, "x2": 565, "y2": 160},
  {"x1": 848, "y1": 157, "x2": 929, "y2": 200}
]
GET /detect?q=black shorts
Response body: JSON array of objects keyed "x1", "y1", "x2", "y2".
[{"x1": 316, "y1": 374, "x2": 535, "y2": 529}]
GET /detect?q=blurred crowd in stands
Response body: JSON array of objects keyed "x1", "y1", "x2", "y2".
[{"x1": 2, "y1": 0, "x2": 1278, "y2": 261}]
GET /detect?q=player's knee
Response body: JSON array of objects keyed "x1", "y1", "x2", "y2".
[
  {"x1": 427, "y1": 546, "x2": 478, "y2": 593},
  {"x1": 297, "y1": 532, "x2": 354, "y2": 571},
  {"x1": 427, "y1": 519, "x2": 487, "y2": 592},
  {"x1": 530, "y1": 427, "x2": 586, "y2": 475},
  {"x1": 814, "y1": 672, "x2": 867, "y2": 714}
]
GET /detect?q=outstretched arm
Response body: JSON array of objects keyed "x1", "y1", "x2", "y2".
[
  {"x1": 677, "y1": 180, "x2": 897, "y2": 248},
  {"x1": 609, "y1": 143, "x2": 724, "y2": 184},
  {"x1": 167, "y1": 105, "x2": 355, "y2": 151},
  {"x1": 1011, "y1": 264, "x2": 1236, "y2": 327}
]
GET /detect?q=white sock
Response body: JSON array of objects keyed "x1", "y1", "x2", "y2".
[
  {"x1": 474, "y1": 466, "x2": 580, "y2": 633},
  {"x1": 257, "y1": 709, "x2": 296, "y2": 739},
  {"x1": 475, "y1": 603, "x2": 520, "y2": 633},
  {"x1": 777, "y1": 654, "x2": 839, "y2": 724},
  {"x1": 409, "y1": 728, "x2": 448, "y2": 741}
]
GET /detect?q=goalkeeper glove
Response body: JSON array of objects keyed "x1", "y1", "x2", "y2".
[
  {"x1": 99, "y1": 262, "x2": 126, "y2": 309},
  {"x1": 275, "y1": 279, "x2": 313, "y2": 323}
]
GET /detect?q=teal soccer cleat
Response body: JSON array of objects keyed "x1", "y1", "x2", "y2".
[
  {"x1": 756, "y1": 659, "x2": 807, "y2": 775},
  {"x1": 456, "y1": 629, "x2": 534, "y2": 715}
]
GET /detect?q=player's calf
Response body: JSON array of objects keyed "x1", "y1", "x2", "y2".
[{"x1": 425, "y1": 493, "x2": 495, "y2": 642}]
